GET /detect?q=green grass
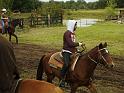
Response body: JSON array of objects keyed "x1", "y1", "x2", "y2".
[
  {"x1": 12, "y1": 21, "x2": 124, "y2": 56},
  {"x1": 64, "y1": 9, "x2": 106, "y2": 19},
  {"x1": 16, "y1": 27, "x2": 65, "y2": 49},
  {"x1": 77, "y1": 22, "x2": 124, "y2": 56}
]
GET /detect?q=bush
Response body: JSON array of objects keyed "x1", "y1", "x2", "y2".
[
  {"x1": 104, "y1": 7, "x2": 116, "y2": 20},
  {"x1": 105, "y1": 7, "x2": 116, "y2": 16}
]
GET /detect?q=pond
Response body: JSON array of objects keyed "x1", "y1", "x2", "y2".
[{"x1": 63, "y1": 19, "x2": 101, "y2": 27}]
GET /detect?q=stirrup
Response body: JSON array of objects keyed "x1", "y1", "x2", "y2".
[{"x1": 59, "y1": 79, "x2": 65, "y2": 87}]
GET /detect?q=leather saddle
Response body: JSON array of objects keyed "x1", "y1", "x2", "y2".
[{"x1": 48, "y1": 52, "x2": 80, "y2": 71}]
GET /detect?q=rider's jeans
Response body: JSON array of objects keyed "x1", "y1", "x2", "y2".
[{"x1": 61, "y1": 52, "x2": 71, "y2": 78}]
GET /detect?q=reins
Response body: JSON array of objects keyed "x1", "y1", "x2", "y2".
[
  {"x1": 88, "y1": 48, "x2": 108, "y2": 64},
  {"x1": 88, "y1": 55, "x2": 98, "y2": 64}
]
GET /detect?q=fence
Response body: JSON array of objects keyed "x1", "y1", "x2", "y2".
[{"x1": 13, "y1": 14, "x2": 63, "y2": 28}]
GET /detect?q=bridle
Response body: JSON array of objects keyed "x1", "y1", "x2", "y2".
[{"x1": 88, "y1": 48, "x2": 108, "y2": 64}]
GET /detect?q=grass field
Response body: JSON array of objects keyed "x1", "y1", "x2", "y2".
[
  {"x1": 64, "y1": 9, "x2": 106, "y2": 19},
  {"x1": 11, "y1": 21, "x2": 124, "y2": 57}
]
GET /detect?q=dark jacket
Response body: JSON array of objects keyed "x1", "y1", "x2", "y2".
[
  {"x1": 63, "y1": 31, "x2": 79, "y2": 53},
  {"x1": 0, "y1": 35, "x2": 20, "y2": 91}
]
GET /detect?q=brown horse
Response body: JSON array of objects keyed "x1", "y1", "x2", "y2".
[
  {"x1": 36, "y1": 42, "x2": 114, "y2": 93},
  {"x1": 15, "y1": 79, "x2": 64, "y2": 93},
  {"x1": 0, "y1": 18, "x2": 19, "y2": 43}
]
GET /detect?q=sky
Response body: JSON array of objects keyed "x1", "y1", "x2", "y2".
[{"x1": 39, "y1": 0, "x2": 98, "y2": 3}]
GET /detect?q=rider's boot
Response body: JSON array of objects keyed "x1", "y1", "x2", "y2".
[
  {"x1": 59, "y1": 79, "x2": 65, "y2": 87},
  {"x1": 59, "y1": 71, "x2": 66, "y2": 87}
]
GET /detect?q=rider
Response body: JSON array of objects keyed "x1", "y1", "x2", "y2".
[
  {"x1": 0, "y1": 8, "x2": 8, "y2": 34},
  {"x1": 0, "y1": 35, "x2": 20, "y2": 93},
  {"x1": 60, "y1": 20, "x2": 83, "y2": 87}
]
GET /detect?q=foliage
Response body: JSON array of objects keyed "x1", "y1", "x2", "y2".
[
  {"x1": 1, "y1": 0, "x2": 123, "y2": 13},
  {"x1": 0, "y1": 0, "x2": 14, "y2": 10},
  {"x1": 37, "y1": 2, "x2": 62, "y2": 17},
  {"x1": 96, "y1": 0, "x2": 107, "y2": 9},
  {"x1": 104, "y1": 0, "x2": 117, "y2": 20},
  {"x1": 117, "y1": 0, "x2": 124, "y2": 8},
  {"x1": 12, "y1": 0, "x2": 41, "y2": 12},
  {"x1": 104, "y1": 7, "x2": 116, "y2": 17},
  {"x1": 106, "y1": 0, "x2": 117, "y2": 8}
]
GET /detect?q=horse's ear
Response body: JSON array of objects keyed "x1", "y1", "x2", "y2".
[
  {"x1": 99, "y1": 43, "x2": 103, "y2": 49},
  {"x1": 104, "y1": 42, "x2": 107, "y2": 47}
]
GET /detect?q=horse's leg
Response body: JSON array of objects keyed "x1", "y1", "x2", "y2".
[
  {"x1": 47, "y1": 73, "x2": 55, "y2": 83},
  {"x1": 87, "y1": 83, "x2": 97, "y2": 93},
  {"x1": 36, "y1": 57, "x2": 44, "y2": 80},
  {"x1": 9, "y1": 34, "x2": 11, "y2": 42},
  {"x1": 11, "y1": 33, "x2": 18, "y2": 44},
  {"x1": 70, "y1": 83, "x2": 78, "y2": 93}
]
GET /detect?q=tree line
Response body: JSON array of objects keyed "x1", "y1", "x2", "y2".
[{"x1": 0, "y1": 0, "x2": 123, "y2": 12}]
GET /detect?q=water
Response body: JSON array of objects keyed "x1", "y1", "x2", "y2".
[{"x1": 63, "y1": 19, "x2": 101, "y2": 27}]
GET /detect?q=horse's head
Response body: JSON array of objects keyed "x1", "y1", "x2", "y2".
[
  {"x1": 88, "y1": 42, "x2": 114, "y2": 68},
  {"x1": 98, "y1": 42, "x2": 114, "y2": 68},
  {"x1": 12, "y1": 18, "x2": 22, "y2": 28}
]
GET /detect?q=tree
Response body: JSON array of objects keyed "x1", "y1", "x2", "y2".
[
  {"x1": 77, "y1": 0, "x2": 86, "y2": 9},
  {"x1": 117, "y1": 0, "x2": 124, "y2": 8},
  {"x1": 107, "y1": 0, "x2": 117, "y2": 8},
  {"x1": 12, "y1": 0, "x2": 41, "y2": 12},
  {"x1": 97, "y1": 0, "x2": 107, "y2": 9},
  {"x1": 0, "y1": 0, "x2": 14, "y2": 10},
  {"x1": 87, "y1": 2, "x2": 98, "y2": 9},
  {"x1": 105, "y1": 0, "x2": 117, "y2": 20}
]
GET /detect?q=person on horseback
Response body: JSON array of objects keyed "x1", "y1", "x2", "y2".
[
  {"x1": 0, "y1": 35, "x2": 20, "y2": 93},
  {"x1": 60, "y1": 20, "x2": 83, "y2": 87},
  {"x1": 0, "y1": 8, "x2": 8, "y2": 34}
]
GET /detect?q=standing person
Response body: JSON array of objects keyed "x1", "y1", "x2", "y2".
[
  {"x1": 0, "y1": 8, "x2": 8, "y2": 34},
  {"x1": 60, "y1": 20, "x2": 83, "y2": 87},
  {"x1": 0, "y1": 35, "x2": 20, "y2": 93},
  {"x1": 1, "y1": 8, "x2": 7, "y2": 19}
]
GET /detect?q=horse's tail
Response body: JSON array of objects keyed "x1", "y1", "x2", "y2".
[{"x1": 36, "y1": 55, "x2": 45, "y2": 80}]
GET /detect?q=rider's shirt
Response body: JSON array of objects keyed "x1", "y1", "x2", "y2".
[
  {"x1": 0, "y1": 13, "x2": 8, "y2": 33},
  {"x1": 62, "y1": 31, "x2": 79, "y2": 53}
]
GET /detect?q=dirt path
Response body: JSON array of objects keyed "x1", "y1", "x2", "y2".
[{"x1": 14, "y1": 43, "x2": 124, "y2": 93}]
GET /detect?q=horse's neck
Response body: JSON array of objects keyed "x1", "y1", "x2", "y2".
[
  {"x1": 78, "y1": 55, "x2": 97, "y2": 71},
  {"x1": 72, "y1": 49, "x2": 98, "y2": 80}
]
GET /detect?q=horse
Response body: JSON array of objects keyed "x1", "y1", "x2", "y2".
[
  {"x1": 36, "y1": 42, "x2": 114, "y2": 93},
  {"x1": 0, "y1": 18, "x2": 21, "y2": 44},
  {"x1": 14, "y1": 79, "x2": 64, "y2": 93}
]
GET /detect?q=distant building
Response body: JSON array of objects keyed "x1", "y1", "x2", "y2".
[
  {"x1": 118, "y1": 9, "x2": 124, "y2": 23},
  {"x1": 118, "y1": 9, "x2": 124, "y2": 18}
]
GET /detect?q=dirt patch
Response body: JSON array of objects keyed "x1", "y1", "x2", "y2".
[{"x1": 14, "y1": 43, "x2": 124, "y2": 93}]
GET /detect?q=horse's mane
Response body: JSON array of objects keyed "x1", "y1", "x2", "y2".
[{"x1": 79, "y1": 45, "x2": 98, "y2": 57}]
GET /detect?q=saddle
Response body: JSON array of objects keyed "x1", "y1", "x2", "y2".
[{"x1": 48, "y1": 52, "x2": 80, "y2": 71}]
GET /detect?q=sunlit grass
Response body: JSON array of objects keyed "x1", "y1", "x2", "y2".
[{"x1": 77, "y1": 22, "x2": 124, "y2": 56}]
